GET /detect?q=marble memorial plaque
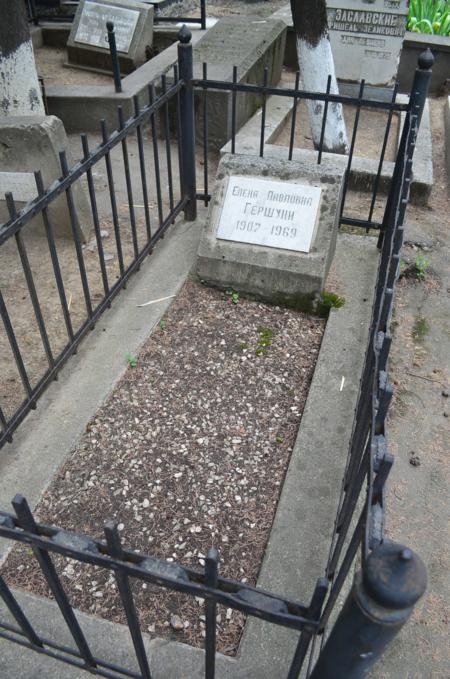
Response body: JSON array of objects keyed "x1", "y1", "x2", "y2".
[
  {"x1": 217, "y1": 176, "x2": 321, "y2": 253},
  {"x1": 0, "y1": 172, "x2": 36, "y2": 203},
  {"x1": 327, "y1": 0, "x2": 408, "y2": 86},
  {"x1": 75, "y1": 1, "x2": 139, "y2": 53}
]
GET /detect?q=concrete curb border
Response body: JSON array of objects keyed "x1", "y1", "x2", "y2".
[{"x1": 0, "y1": 232, "x2": 379, "y2": 678}]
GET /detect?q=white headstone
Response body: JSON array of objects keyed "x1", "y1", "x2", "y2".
[
  {"x1": 327, "y1": 0, "x2": 408, "y2": 87},
  {"x1": 217, "y1": 176, "x2": 321, "y2": 253},
  {"x1": 67, "y1": 0, "x2": 154, "y2": 74},
  {"x1": 75, "y1": 1, "x2": 140, "y2": 53},
  {"x1": 197, "y1": 155, "x2": 344, "y2": 303}
]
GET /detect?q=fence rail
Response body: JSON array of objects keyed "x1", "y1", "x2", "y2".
[{"x1": 0, "y1": 29, "x2": 434, "y2": 679}]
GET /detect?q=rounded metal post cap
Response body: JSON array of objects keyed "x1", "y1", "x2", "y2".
[
  {"x1": 363, "y1": 542, "x2": 427, "y2": 610},
  {"x1": 106, "y1": 21, "x2": 114, "y2": 32},
  {"x1": 178, "y1": 25, "x2": 192, "y2": 44},
  {"x1": 418, "y1": 48, "x2": 434, "y2": 70}
]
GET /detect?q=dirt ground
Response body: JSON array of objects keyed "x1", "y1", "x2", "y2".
[
  {"x1": 187, "y1": 0, "x2": 286, "y2": 19},
  {"x1": 35, "y1": 45, "x2": 113, "y2": 87},
  {"x1": 2, "y1": 280, "x2": 324, "y2": 655}
]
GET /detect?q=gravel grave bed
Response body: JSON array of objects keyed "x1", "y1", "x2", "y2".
[{"x1": 3, "y1": 279, "x2": 324, "y2": 654}]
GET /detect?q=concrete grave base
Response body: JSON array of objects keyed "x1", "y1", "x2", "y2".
[
  {"x1": 0, "y1": 115, "x2": 90, "y2": 241},
  {"x1": 196, "y1": 154, "x2": 344, "y2": 306}
]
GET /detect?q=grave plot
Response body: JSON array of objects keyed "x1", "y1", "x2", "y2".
[
  {"x1": 2, "y1": 279, "x2": 325, "y2": 655},
  {"x1": 272, "y1": 103, "x2": 400, "y2": 227},
  {"x1": 271, "y1": 95, "x2": 400, "y2": 163}
]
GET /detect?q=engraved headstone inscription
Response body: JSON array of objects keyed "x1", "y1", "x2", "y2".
[
  {"x1": 217, "y1": 177, "x2": 322, "y2": 254},
  {"x1": 67, "y1": 0, "x2": 154, "y2": 75},
  {"x1": 196, "y1": 155, "x2": 344, "y2": 304},
  {"x1": 75, "y1": 2, "x2": 139, "y2": 52},
  {"x1": 327, "y1": 0, "x2": 408, "y2": 86}
]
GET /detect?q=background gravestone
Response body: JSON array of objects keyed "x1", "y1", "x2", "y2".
[
  {"x1": 193, "y1": 16, "x2": 287, "y2": 150},
  {"x1": 67, "y1": 0, "x2": 154, "y2": 75},
  {"x1": 0, "y1": 116, "x2": 90, "y2": 242},
  {"x1": 196, "y1": 154, "x2": 344, "y2": 307},
  {"x1": 327, "y1": 0, "x2": 408, "y2": 87}
]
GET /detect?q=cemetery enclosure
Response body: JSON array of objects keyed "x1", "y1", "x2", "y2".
[
  {"x1": 0, "y1": 37, "x2": 424, "y2": 450},
  {"x1": 0, "y1": 30, "x2": 434, "y2": 679}
]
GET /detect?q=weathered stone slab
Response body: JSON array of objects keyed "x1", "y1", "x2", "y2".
[
  {"x1": 0, "y1": 116, "x2": 90, "y2": 241},
  {"x1": 193, "y1": 17, "x2": 287, "y2": 150},
  {"x1": 196, "y1": 154, "x2": 344, "y2": 305},
  {"x1": 327, "y1": 0, "x2": 408, "y2": 86},
  {"x1": 0, "y1": 172, "x2": 37, "y2": 203},
  {"x1": 67, "y1": 0, "x2": 154, "y2": 75}
]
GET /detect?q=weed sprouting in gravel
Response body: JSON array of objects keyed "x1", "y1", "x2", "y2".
[
  {"x1": 125, "y1": 352, "x2": 138, "y2": 368},
  {"x1": 255, "y1": 327, "x2": 274, "y2": 356},
  {"x1": 414, "y1": 255, "x2": 430, "y2": 279}
]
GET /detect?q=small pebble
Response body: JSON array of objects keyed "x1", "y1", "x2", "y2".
[
  {"x1": 409, "y1": 453, "x2": 421, "y2": 467},
  {"x1": 170, "y1": 615, "x2": 184, "y2": 631},
  {"x1": 442, "y1": 390, "x2": 449, "y2": 398}
]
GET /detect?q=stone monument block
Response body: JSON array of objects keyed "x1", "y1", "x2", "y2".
[
  {"x1": 193, "y1": 17, "x2": 287, "y2": 150},
  {"x1": 0, "y1": 116, "x2": 90, "y2": 241},
  {"x1": 196, "y1": 154, "x2": 344, "y2": 306},
  {"x1": 67, "y1": 0, "x2": 154, "y2": 75},
  {"x1": 327, "y1": 0, "x2": 408, "y2": 86}
]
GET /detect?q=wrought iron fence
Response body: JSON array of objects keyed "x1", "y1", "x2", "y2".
[
  {"x1": 0, "y1": 66, "x2": 190, "y2": 449},
  {"x1": 194, "y1": 65, "x2": 410, "y2": 233},
  {"x1": 0, "y1": 30, "x2": 433, "y2": 679}
]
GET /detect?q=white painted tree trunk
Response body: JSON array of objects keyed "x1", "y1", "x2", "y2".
[
  {"x1": 296, "y1": 35, "x2": 348, "y2": 154},
  {"x1": 0, "y1": 1, "x2": 45, "y2": 117}
]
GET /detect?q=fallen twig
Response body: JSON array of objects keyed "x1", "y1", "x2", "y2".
[{"x1": 137, "y1": 294, "x2": 175, "y2": 308}]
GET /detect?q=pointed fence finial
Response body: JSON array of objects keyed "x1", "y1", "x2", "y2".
[
  {"x1": 418, "y1": 47, "x2": 434, "y2": 71},
  {"x1": 178, "y1": 24, "x2": 192, "y2": 44}
]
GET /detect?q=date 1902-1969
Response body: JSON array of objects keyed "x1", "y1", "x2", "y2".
[{"x1": 235, "y1": 220, "x2": 297, "y2": 239}]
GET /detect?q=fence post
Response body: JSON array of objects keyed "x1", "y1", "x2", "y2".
[
  {"x1": 107, "y1": 21, "x2": 122, "y2": 93},
  {"x1": 27, "y1": 0, "x2": 39, "y2": 26},
  {"x1": 201, "y1": 0, "x2": 207, "y2": 30},
  {"x1": 380, "y1": 49, "x2": 433, "y2": 245},
  {"x1": 310, "y1": 542, "x2": 427, "y2": 679},
  {"x1": 178, "y1": 26, "x2": 197, "y2": 221}
]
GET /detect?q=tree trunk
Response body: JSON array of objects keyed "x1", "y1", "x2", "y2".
[
  {"x1": 290, "y1": 0, "x2": 348, "y2": 154},
  {"x1": 0, "y1": 0, "x2": 45, "y2": 116}
]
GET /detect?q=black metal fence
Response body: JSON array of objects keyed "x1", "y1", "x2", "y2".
[
  {"x1": 0, "y1": 67, "x2": 188, "y2": 449},
  {"x1": 194, "y1": 66, "x2": 409, "y2": 233},
  {"x1": 0, "y1": 30, "x2": 433, "y2": 679}
]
